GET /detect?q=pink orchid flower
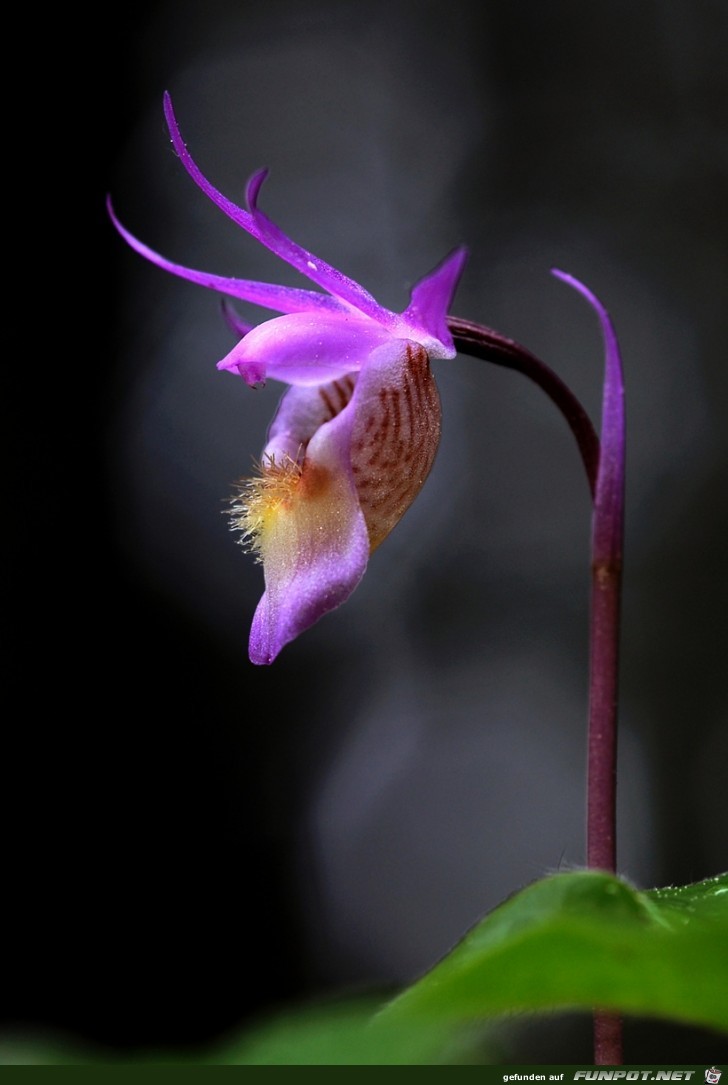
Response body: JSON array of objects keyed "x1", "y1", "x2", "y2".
[{"x1": 109, "y1": 93, "x2": 466, "y2": 664}]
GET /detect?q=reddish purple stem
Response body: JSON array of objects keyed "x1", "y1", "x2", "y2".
[
  {"x1": 447, "y1": 316, "x2": 599, "y2": 497},
  {"x1": 448, "y1": 272, "x2": 626, "y2": 1066},
  {"x1": 552, "y1": 272, "x2": 625, "y2": 1065}
]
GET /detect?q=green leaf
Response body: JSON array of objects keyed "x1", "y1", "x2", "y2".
[
  {"x1": 204, "y1": 998, "x2": 494, "y2": 1065},
  {"x1": 0, "y1": 1005, "x2": 495, "y2": 1066},
  {"x1": 379, "y1": 870, "x2": 728, "y2": 1034},
  {"x1": 4, "y1": 874, "x2": 724, "y2": 1065}
]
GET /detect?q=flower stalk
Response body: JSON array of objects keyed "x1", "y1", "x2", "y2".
[
  {"x1": 552, "y1": 272, "x2": 626, "y2": 1065},
  {"x1": 451, "y1": 272, "x2": 626, "y2": 1066},
  {"x1": 447, "y1": 316, "x2": 599, "y2": 496}
]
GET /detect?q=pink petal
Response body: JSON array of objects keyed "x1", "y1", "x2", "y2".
[
  {"x1": 163, "y1": 93, "x2": 265, "y2": 243},
  {"x1": 216, "y1": 312, "x2": 393, "y2": 387},
  {"x1": 248, "y1": 401, "x2": 369, "y2": 665},
  {"x1": 245, "y1": 170, "x2": 397, "y2": 328},
  {"x1": 248, "y1": 337, "x2": 442, "y2": 662},
  {"x1": 402, "y1": 246, "x2": 468, "y2": 357},
  {"x1": 221, "y1": 299, "x2": 255, "y2": 337},
  {"x1": 107, "y1": 197, "x2": 346, "y2": 317},
  {"x1": 348, "y1": 339, "x2": 442, "y2": 549},
  {"x1": 163, "y1": 94, "x2": 396, "y2": 326},
  {"x1": 262, "y1": 375, "x2": 357, "y2": 464}
]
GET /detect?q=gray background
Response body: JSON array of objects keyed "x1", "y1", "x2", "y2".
[{"x1": 7, "y1": 0, "x2": 727, "y2": 1064}]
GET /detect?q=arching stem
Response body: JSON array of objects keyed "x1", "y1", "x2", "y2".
[
  {"x1": 447, "y1": 316, "x2": 599, "y2": 497},
  {"x1": 448, "y1": 281, "x2": 625, "y2": 1066}
]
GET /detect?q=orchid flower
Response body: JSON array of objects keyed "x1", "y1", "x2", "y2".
[{"x1": 109, "y1": 93, "x2": 466, "y2": 664}]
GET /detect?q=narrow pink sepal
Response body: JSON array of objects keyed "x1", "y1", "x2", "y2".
[
  {"x1": 403, "y1": 246, "x2": 468, "y2": 357},
  {"x1": 107, "y1": 197, "x2": 346, "y2": 317},
  {"x1": 244, "y1": 169, "x2": 398, "y2": 328},
  {"x1": 163, "y1": 93, "x2": 395, "y2": 325}
]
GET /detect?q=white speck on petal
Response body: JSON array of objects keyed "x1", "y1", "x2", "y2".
[{"x1": 307, "y1": 260, "x2": 317, "y2": 270}]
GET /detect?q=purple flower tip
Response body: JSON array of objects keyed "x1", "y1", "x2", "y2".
[{"x1": 551, "y1": 268, "x2": 625, "y2": 557}]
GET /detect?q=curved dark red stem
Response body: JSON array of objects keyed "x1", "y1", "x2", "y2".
[{"x1": 447, "y1": 316, "x2": 599, "y2": 498}]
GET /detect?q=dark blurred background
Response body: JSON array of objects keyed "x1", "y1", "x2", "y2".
[{"x1": 5, "y1": 0, "x2": 727, "y2": 1063}]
